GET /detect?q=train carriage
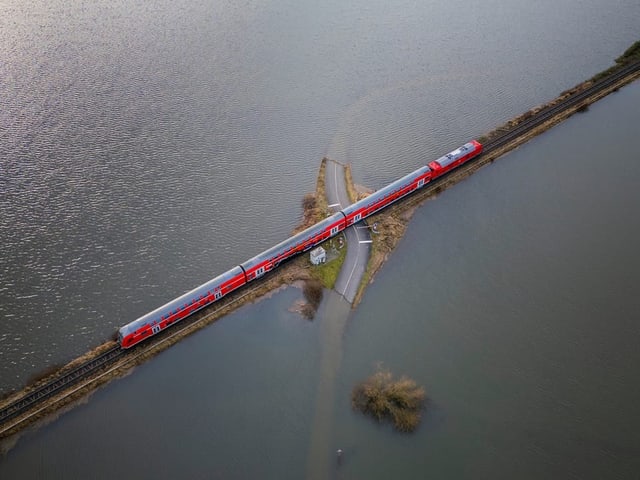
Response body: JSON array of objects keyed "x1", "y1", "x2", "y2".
[
  {"x1": 240, "y1": 211, "x2": 346, "y2": 282},
  {"x1": 118, "y1": 266, "x2": 247, "y2": 348},
  {"x1": 341, "y1": 165, "x2": 432, "y2": 226},
  {"x1": 117, "y1": 139, "x2": 483, "y2": 349}
]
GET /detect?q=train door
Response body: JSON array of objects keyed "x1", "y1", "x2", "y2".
[
  {"x1": 215, "y1": 290, "x2": 222, "y2": 300},
  {"x1": 331, "y1": 226, "x2": 339, "y2": 235},
  {"x1": 152, "y1": 324, "x2": 161, "y2": 335},
  {"x1": 256, "y1": 266, "x2": 265, "y2": 278},
  {"x1": 418, "y1": 178, "x2": 425, "y2": 188},
  {"x1": 354, "y1": 213, "x2": 361, "y2": 223}
]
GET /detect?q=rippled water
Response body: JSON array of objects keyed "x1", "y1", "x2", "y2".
[
  {"x1": 1, "y1": 0, "x2": 640, "y2": 477},
  {"x1": 1, "y1": 0, "x2": 638, "y2": 390},
  {"x1": 2, "y1": 78, "x2": 639, "y2": 480}
]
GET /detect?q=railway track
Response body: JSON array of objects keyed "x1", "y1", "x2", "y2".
[
  {"x1": 0, "y1": 280, "x2": 271, "y2": 436},
  {"x1": 482, "y1": 60, "x2": 640, "y2": 154},
  {"x1": 397, "y1": 60, "x2": 640, "y2": 213},
  {"x1": 0, "y1": 346, "x2": 124, "y2": 428},
  {"x1": 1, "y1": 59, "x2": 639, "y2": 438}
]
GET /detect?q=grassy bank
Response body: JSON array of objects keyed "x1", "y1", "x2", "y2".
[
  {"x1": 308, "y1": 235, "x2": 347, "y2": 289},
  {"x1": 591, "y1": 40, "x2": 640, "y2": 82}
]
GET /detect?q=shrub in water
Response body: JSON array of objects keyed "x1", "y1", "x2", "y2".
[{"x1": 351, "y1": 367, "x2": 426, "y2": 433}]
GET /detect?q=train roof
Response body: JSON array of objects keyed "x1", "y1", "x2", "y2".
[
  {"x1": 341, "y1": 165, "x2": 432, "y2": 216},
  {"x1": 241, "y1": 211, "x2": 345, "y2": 271},
  {"x1": 118, "y1": 265, "x2": 245, "y2": 336},
  {"x1": 432, "y1": 141, "x2": 479, "y2": 168}
]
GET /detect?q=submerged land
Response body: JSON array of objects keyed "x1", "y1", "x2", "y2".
[
  {"x1": 1, "y1": 41, "x2": 639, "y2": 444},
  {"x1": 351, "y1": 367, "x2": 426, "y2": 433}
]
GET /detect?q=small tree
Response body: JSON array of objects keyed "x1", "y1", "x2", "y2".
[
  {"x1": 300, "y1": 279, "x2": 323, "y2": 319},
  {"x1": 352, "y1": 367, "x2": 426, "y2": 432}
]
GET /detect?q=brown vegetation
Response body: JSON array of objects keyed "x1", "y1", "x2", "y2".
[
  {"x1": 352, "y1": 367, "x2": 426, "y2": 433},
  {"x1": 0, "y1": 340, "x2": 118, "y2": 412},
  {"x1": 25, "y1": 364, "x2": 65, "y2": 386},
  {"x1": 294, "y1": 158, "x2": 329, "y2": 234},
  {"x1": 300, "y1": 279, "x2": 324, "y2": 319},
  {"x1": 590, "y1": 40, "x2": 640, "y2": 83},
  {"x1": 343, "y1": 164, "x2": 358, "y2": 203}
]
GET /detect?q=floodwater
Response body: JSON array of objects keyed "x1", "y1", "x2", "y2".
[
  {"x1": 3, "y1": 77, "x2": 639, "y2": 480},
  {"x1": 1, "y1": 0, "x2": 640, "y2": 477}
]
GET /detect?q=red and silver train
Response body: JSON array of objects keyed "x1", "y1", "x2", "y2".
[{"x1": 118, "y1": 140, "x2": 482, "y2": 348}]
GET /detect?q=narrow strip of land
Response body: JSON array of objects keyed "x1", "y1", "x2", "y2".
[
  {"x1": 324, "y1": 159, "x2": 371, "y2": 303},
  {"x1": 2, "y1": 43, "x2": 639, "y2": 445}
]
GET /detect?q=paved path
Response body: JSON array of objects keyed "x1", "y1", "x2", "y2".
[{"x1": 324, "y1": 159, "x2": 370, "y2": 304}]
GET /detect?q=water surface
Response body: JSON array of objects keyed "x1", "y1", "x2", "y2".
[
  {"x1": 2, "y1": 0, "x2": 638, "y2": 389},
  {"x1": 1, "y1": 0, "x2": 640, "y2": 478}
]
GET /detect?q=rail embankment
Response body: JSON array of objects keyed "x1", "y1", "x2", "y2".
[
  {"x1": 0, "y1": 159, "x2": 337, "y2": 444},
  {"x1": 3, "y1": 41, "x2": 638, "y2": 445},
  {"x1": 351, "y1": 46, "x2": 640, "y2": 306}
]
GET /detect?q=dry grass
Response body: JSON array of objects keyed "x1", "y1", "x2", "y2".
[
  {"x1": 352, "y1": 367, "x2": 426, "y2": 433},
  {"x1": 294, "y1": 158, "x2": 329, "y2": 234},
  {"x1": 0, "y1": 340, "x2": 118, "y2": 410},
  {"x1": 344, "y1": 164, "x2": 358, "y2": 203}
]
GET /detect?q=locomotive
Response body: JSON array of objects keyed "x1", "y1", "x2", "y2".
[{"x1": 118, "y1": 140, "x2": 482, "y2": 348}]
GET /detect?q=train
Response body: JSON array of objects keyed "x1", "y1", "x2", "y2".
[{"x1": 117, "y1": 140, "x2": 483, "y2": 348}]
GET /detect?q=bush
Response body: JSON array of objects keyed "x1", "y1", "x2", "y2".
[
  {"x1": 303, "y1": 279, "x2": 323, "y2": 307},
  {"x1": 352, "y1": 367, "x2": 426, "y2": 433},
  {"x1": 302, "y1": 193, "x2": 317, "y2": 211},
  {"x1": 616, "y1": 40, "x2": 640, "y2": 64},
  {"x1": 300, "y1": 279, "x2": 324, "y2": 319}
]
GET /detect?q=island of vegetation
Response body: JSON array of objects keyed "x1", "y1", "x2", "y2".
[{"x1": 351, "y1": 367, "x2": 427, "y2": 433}]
